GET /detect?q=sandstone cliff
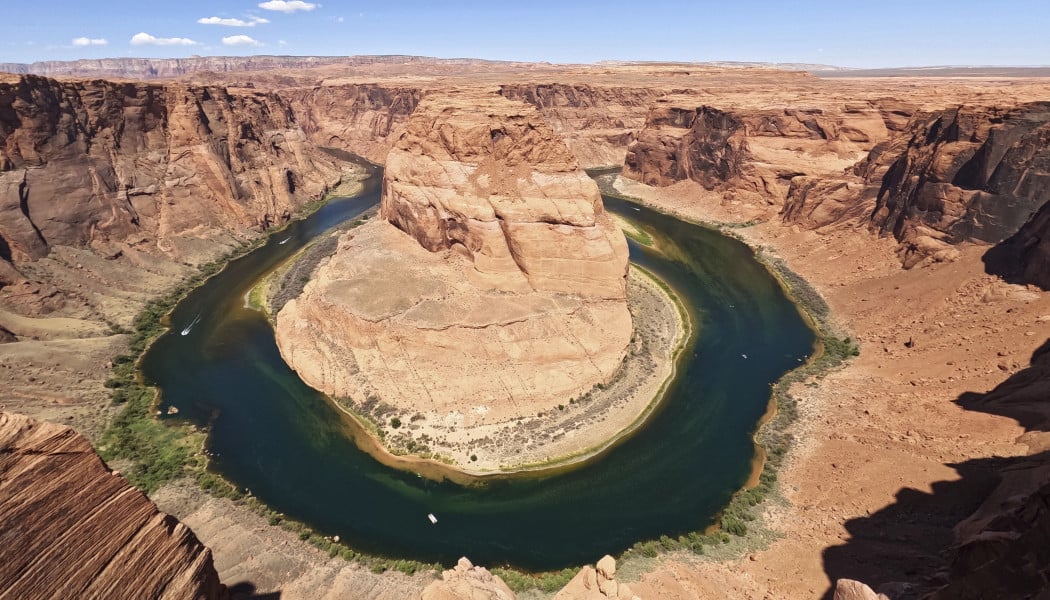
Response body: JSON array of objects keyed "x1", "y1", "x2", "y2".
[
  {"x1": 867, "y1": 103, "x2": 1050, "y2": 267},
  {"x1": 284, "y1": 83, "x2": 422, "y2": 164},
  {"x1": 381, "y1": 92, "x2": 629, "y2": 298},
  {"x1": 782, "y1": 102, "x2": 1050, "y2": 268},
  {"x1": 275, "y1": 93, "x2": 633, "y2": 468},
  {"x1": 0, "y1": 74, "x2": 344, "y2": 264},
  {"x1": 500, "y1": 83, "x2": 661, "y2": 167},
  {"x1": 622, "y1": 95, "x2": 894, "y2": 204},
  {"x1": 0, "y1": 412, "x2": 226, "y2": 599}
]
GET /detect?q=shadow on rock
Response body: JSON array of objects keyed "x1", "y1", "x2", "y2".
[
  {"x1": 228, "y1": 582, "x2": 281, "y2": 600},
  {"x1": 821, "y1": 338, "x2": 1050, "y2": 599}
]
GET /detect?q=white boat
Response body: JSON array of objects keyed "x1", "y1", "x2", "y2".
[
  {"x1": 180, "y1": 314, "x2": 202, "y2": 336},
  {"x1": 741, "y1": 353, "x2": 748, "y2": 359},
  {"x1": 427, "y1": 513, "x2": 438, "y2": 524},
  {"x1": 278, "y1": 237, "x2": 291, "y2": 245}
]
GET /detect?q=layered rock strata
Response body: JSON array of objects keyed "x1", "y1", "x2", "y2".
[
  {"x1": 0, "y1": 74, "x2": 344, "y2": 264},
  {"x1": 622, "y1": 95, "x2": 894, "y2": 202},
  {"x1": 0, "y1": 412, "x2": 226, "y2": 599},
  {"x1": 867, "y1": 103, "x2": 1050, "y2": 266},
  {"x1": 781, "y1": 102, "x2": 1050, "y2": 267},
  {"x1": 275, "y1": 93, "x2": 635, "y2": 468}
]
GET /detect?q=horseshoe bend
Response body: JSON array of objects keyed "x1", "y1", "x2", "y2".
[
  {"x1": 3, "y1": 12, "x2": 1050, "y2": 600},
  {"x1": 272, "y1": 93, "x2": 684, "y2": 471}
]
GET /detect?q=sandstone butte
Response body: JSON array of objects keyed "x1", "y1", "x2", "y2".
[
  {"x1": 0, "y1": 411, "x2": 227, "y2": 600},
  {"x1": 274, "y1": 92, "x2": 636, "y2": 468}
]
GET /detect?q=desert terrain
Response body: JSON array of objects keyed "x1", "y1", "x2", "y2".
[{"x1": 2, "y1": 56, "x2": 1050, "y2": 599}]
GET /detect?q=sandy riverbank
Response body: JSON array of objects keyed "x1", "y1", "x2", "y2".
[{"x1": 602, "y1": 175, "x2": 1050, "y2": 599}]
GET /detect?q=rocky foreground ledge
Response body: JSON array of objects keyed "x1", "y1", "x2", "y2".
[
  {"x1": 0, "y1": 412, "x2": 226, "y2": 599},
  {"x1": 274, "y1": 93, "x2": 684, "y2": 472}
]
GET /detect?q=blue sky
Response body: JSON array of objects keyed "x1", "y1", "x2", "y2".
[{"x1": 2, "y1": 1, "x2": 1048, "y2": 68}]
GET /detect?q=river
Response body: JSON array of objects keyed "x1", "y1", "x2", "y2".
[{"x1": 141, "y1": 164, "x2": 815, "y2": 571}]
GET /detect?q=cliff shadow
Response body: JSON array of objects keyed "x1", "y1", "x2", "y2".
[
  {"x1": 228, "y1": 582, "x2": 281, "y2": 600},
  {"x1": 819, "y1": 337, "x2": 1050, "y2": 599},
  {"x1": 981, "y1": 235, "x2": 1029, "y2": 288}
]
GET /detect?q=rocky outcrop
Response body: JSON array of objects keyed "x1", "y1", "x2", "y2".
[
  {"x1": 0, "y1": 74, "x2": 344, "y2": 263},
  {"x1": 623, "y1": 95, "x2": 893, "y2": 203},
  {"x1": 867, "y1": 103, "x2": 1050, "y2": 267},
  {"x1": 0, "y1": 412, "x2": 226, "y2": 599},
  {"x1": 420, "y1": 557, "x2": 515, "y2": 600},
  {"x1": 275, "y1": 93, "x2": 632, "y2": 468},
  {"x1": 284, "y1": 84, "x2": 423, "y2": 164},
  {"x1": 500, "y1": 84, "x2": 661, "y2": 167},
  {"x1": 833, "y1": 579, "x2": 889, "y2": 600},
  {"x1": 553, "y1": 555, "x2": 637, "y2": 600},
  {"x1": 381, "y1": 92, "x2": 629, "y2": 298},
  {"x1": 624, "y1": 102, "x2": 750, "y2": 189}
]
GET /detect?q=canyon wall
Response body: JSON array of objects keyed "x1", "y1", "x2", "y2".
[
  {"x1": 283, "y1": 83, "x2": 422, "y2": 164},
  {"x1": 622, "y1": 95, "x2": 897, "y2": 203},
  {"x1": 0, "y1": 412, "x2": 226, "y2": 599},
  {"x1": 865, "y1": 103, "x2": 1050, "y2": 266},
  {"x1": 500, "y1": 83, "x2": 661, "y2": 167},
  {"x1": 0, "y1": 74, "x2": 345, "y2": 265}
]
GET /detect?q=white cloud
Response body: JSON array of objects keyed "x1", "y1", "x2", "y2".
[
  {"x1": 258, "y1": 1, "x2": 317, "y2": 13},
  {"x1": 222, "y1": 35, "x2": 263, "y2": 47},
  {"x1": 198, "y1": 16, "x2": 269, "y2": 27},
  {"x1": 278, "y1": 40, "x2": 289, "y2": 47},
  {"x1": 130, "y1": 32, "x2": 198, "y2": 46},
  {"x1": 72, "y1": 37, "x2": 108, "y2": 47}
]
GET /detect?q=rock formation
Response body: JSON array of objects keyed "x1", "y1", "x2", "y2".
[
  {"x1": 284, "y1": 84, "x2": 422, "y2": 164},
  {"x1": 867, "y1": 103, "x2": 1050, "y2": 267},
  {"x1": 275, "y1": 93, "x2": 632, "y2": 466},
  {"x1": 553, "y1": 555, "x2": 638, "y2": 600},
  {"x1": 0, "y1": 74, "x2": 345, "y2": 264},
  {"x1": 500, "y1": 84, "x2": 661, "y2": 167},
  {"x1": 0, "y1": 412, "x2": 226, "y2": 599},
  {"x1": 420, "y1": 557, "x2": 516, "y2": 600},
  {"x1": 622, "y1": 95, "x2": 896, "y2": 204},
  {"x1": 832, "y1": 579, "x2": 889, "y2": 600}
]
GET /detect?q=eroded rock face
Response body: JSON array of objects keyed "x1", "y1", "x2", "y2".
[
  {"x1": 275, "y1": 93, "x2": 632, "y2": 465},
  {"x1": 0, "y1": 412, "x2": 226, "y2": 599},
  {"x1": 500, "y1": 84, "x2": 662, "y2": 168},
  {"x1": 381, "y1": 93, "x2": 629, "y2": 298},
  {"x1": 623, "y1": 95, "x2": 894, "y2": 204},
  {"x1": 868, "y1": 103, "x2": 1050, "y2": 267},
  {"x1": 0, "y1": 75, "x2": 343, "y2": 263}
]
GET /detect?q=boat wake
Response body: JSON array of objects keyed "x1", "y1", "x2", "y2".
[{"x1": 181, "y1": 314, "x2": 202, "y2": 336}]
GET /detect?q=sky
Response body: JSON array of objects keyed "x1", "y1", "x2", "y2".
[{"x1": 1, "y1": 1, "x2": 1048, "y2": 68}]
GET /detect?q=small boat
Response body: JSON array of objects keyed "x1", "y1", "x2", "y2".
[
  {"x1": 181, "y1": 314, "x2": 202, "y2": 336},
  {"x1": 278, "y1": 237, "x2": 291, "y2": 245},
  {"x1": 427, "y1": 513, "x2": 438, "y2": 524},
  {"x1": 631, "y1": 207, "x2": 641, "y2": 212},
  {"x1": 741, "y1": 353, "x2": 748, "y2": 359}
]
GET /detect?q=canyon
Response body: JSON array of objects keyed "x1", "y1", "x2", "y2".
[{"x1": 1, "y1": 57, "x2": 1050, "y2": 599}]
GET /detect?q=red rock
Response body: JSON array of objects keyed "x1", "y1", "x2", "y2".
[{"x1": 0, "y1": 412, "x2": 226, "y2": 599}]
